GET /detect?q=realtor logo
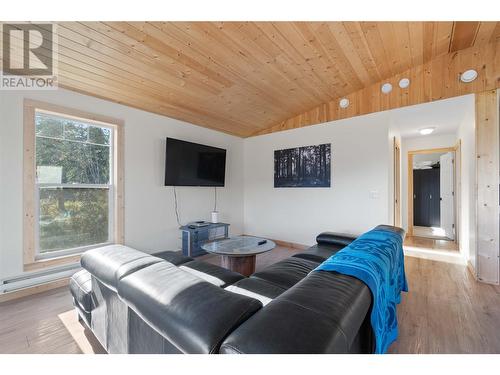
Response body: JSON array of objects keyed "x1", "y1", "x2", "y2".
[{"x1": 1, "y1": 23, "x2": 58, "y2": 90}]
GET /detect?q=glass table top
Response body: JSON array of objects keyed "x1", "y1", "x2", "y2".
[{"x1": 201, "y1": 236, "x2": 276, "y2": 256}]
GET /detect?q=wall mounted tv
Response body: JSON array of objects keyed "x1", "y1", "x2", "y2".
[{"x1": 164, "y1": 138, "x2": 226, "y2": 187}]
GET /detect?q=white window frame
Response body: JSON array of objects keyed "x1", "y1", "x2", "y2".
[{"x1": 23, "y1": 100, "x2": 124, "y2": 271}]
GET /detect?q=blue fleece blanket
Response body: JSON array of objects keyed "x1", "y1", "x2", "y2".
[{"x1": 314, "y1": 226, "x2": 408, "y2": 354}]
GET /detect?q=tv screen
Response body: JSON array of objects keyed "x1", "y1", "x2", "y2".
[{"x1": 164, "y1": 138, "x2": 226, "y2": 187}]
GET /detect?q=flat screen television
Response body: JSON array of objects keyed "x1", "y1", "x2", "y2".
[{"x1": 164, "y1": 138, "x2": 226, "y2": 187}]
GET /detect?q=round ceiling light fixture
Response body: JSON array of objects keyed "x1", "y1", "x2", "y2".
[
  {"x1": 339, "y1": 98, "x2": 350, "y2": 109},
  {"x1": 460, "y1": 69, "x2": 478, "y2": 83},
  {"x1": 381, "y1": 83, "x2": 393, "y2": 94},
  {"x1": 399, "y1": 78, "x2": 410, "y2": 89},
  {"x1": 419, "y1": 127, "x2": 436, "y2": 136}
]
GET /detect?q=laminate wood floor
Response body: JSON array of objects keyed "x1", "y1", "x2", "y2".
[
  {"x1": 1, "y1": 247, "x2": 499, "y2": 354},
  {"x1": 404, "y1": 235, "x2": 459, "y2": 252}
]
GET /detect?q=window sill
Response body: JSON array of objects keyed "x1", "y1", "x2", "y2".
[{"x1": 24, "y1": 253, "x2": 81, "y2": 272}]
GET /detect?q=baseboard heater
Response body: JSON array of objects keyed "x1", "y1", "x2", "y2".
[{"x1": 0, "y1": 263, "x2": 80, "y2": 294}]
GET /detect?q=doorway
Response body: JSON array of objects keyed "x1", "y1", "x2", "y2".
[
  {"x1": 408, "y1": 147, "x2": 459, "y2": 249},
  {"x1": 394, "y1": 138, "x2": 401, "y2": 227}
]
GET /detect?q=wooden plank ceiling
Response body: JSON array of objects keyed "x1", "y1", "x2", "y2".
[{"x1": 4, "y1": 22, "x2": 500, "y2": 137}]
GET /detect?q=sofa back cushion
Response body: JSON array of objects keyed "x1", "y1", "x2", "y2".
[
  {"x1": 117, "y1": 262, "x2": 262, "y2": 354},
  {"x1": 81, "y1": 245, "x2": 163, "y2": 292},
  {"x1": 220, "y1": 270, "x2": 373, "y2": 354},
  {"x1": 315, "y1": 232, "x2": 357, "y2": 247}
]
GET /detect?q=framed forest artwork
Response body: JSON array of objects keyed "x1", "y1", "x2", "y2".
[{"x1": 274, "y1": 143, "x2": 331, "y2": 187}]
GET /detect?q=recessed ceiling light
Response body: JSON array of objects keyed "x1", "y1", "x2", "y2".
[
  {"x1": 381, "y1": 83, "x2": 393, "y2": 94},
  {"x1": 460, "y1": 69, "x2": 478, "y2": 83},
  {"x1": 399, "y1": 78, "x2": 410, "y2": 89},
  {"x1": 419, "y1": 127, "x2": 436, "y2": 135},
  {"x1": 339, "y1": 98, "x2": 350, "y2": 109}
]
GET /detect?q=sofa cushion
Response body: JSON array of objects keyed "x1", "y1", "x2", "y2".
[
  {"x1": 153, "y1": 251, "x2": 193, "y2": 266},
  {"x1": 225, "y1": 277, "x2": 287, "y2": 306},
  {"x1": 180, "y1": 260, "x2": 244, "y2": 288},
  {"x1": 220, "y1": 270, "x2": 373, "y2": 354},
  {"x1": 250, "y1": 257, "x2": 318, "y2": 290},
  {"x1": 117, "y1": 262, "x2": 262, "y2": 354},
  {"x1": 70, "y1": 269, "x2": 92, "y2": 313},
  {"x1": 316, "y1": 232, "x2": 357, "y2": 247},
  {"x1": 81, "y1": 245, "x2": 163, "y2": 291},
  {"x1": 292, "y1": 244, "x2": 343, "y2": 263}
]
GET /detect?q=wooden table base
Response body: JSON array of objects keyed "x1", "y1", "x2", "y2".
[{"x1": 221, "y1": 255, "x2": 256, "y2": 277}]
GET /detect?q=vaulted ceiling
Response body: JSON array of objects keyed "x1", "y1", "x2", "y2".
[{"x1": 5, "y1": 22, "x2": 500, "y2": 136}]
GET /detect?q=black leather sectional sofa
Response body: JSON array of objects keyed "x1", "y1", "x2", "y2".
[{"x1": 70, "y1": 228, "x2": 399, "y2": 354}]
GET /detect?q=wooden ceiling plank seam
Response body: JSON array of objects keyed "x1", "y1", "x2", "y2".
[
  {"x1": 229, "y1": 23, "x2": 338, "y2": 108},
  {"x1": 148, "y1": 21, "x2": 299, "y2": 120},
  {"x1": 449, "y1": 21, "x2": 481, "y2": 53},
  {"x1": 58, "y1": 62, "x2": 260, "y2": 128},
  {"x1": 54, "y1": 25, "x2": 229, "y2": 103},
  {"x1": 292, "y1": 22, "x2": 362, "y2": 94},
  {"x1": 423, "y1": 22, "x2": 435, "y2": 64},
  {"x1": 392, "y1": 22, "x2": 413, "y2": 72},
  {"x1": 255, "y1": 22, "x2": 336, "y2": 81},
  {"x1": 185, "y1": 21, "x2": 315, "y2": 115},
  {"x1": 448, "y1": 21, "x2": 457, "y2": 54},
  {"x1": 146, "y1": 22, "x2": 290, "y2": 122},
  {"x1": 72, "y1": 20, "x2": 217, "y2": 89},
  {"x1": 359, "y1": 21, "x2": 394, "y2": 78},
  {"x1": 342, "y1": 21, "x2": 383, "y2": 82},
  {"x1": 6, "y1": 23, "x2": 266, "y2": 134},
  {"x1": 276, "y1": 22, "x2": 350, "y2": 97},
  {"x1": 121, "y1": 21, "x2": 234, "y2": 88},
  {"x1": 50, "y1": 23, "x2": 224, "y2": 97},
  {"x1": 7, "y1": 49, "x2": 256, "y2": 132},
  {"x1": 376, "y1": 22, "x2": 411, "y2": 77},
  {"x1": 53, "y1": 25, "x2": 278, "y2": 124},
  {"x1": 474, "y1": 22, "x2": 498, "y2": 47},
  {"x1": 408, "y1": 22, "x2": 424, "y2": 67},
  {"x1": 251, "y1": 40, "x2": 499, "y2": 137},
  {"x1": 251, "y1": 22, "x2": 342, "y2": 100},
  {"x1": 167, "y1": 21, "x2": 303, "y2": 114},
  {"x1": 267, "y1": 22, "x2": 346, "y2": 96},
  {"x1": 325, "y1": 22, "x2": 373, "y2": 85},
  {"x1": 57, "y1": 76, "x2": 251, "y2": 137},
  {"x1": 7, "y1": 21, "x2": 497, "y2": 138},
  {"x1": 86, "y1": 21, "x2": 227, "y2": 93},
  {"x1": 491, "y1": 22, "x2": 500, "y2": 43},
  {"x1": 237, "y1": 22, "x2": 333, "y2": 104},
  {"x1": 308, "y1": 22, "x2": 366, "y2": 92},
  {"x1": 435, "y1": 21, "x2": 454, "y2": 57},
  {"x1": 217, "y1": 22, "x2": 328, "y2": 108}
]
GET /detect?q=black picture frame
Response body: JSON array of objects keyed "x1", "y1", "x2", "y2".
[{"x1": 274, "y1": 143, "x2": 331, "y2": 188}]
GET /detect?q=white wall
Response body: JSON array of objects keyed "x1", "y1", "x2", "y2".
[
  {"x1": 400, "y1": 133, "x2": 458, "y2": 232},
  {"x1": 243, "y1": 111, "x2": 392, "y2": 246},
  {"x1": 456, "y1": 100, "x2": 476, "y2": 267},
  {"x1": 0, "y1": 89, "x2": 244, "y2": 280},
  {"x1": 0, "y1": 88, "x2": 480, "y2": 281}
]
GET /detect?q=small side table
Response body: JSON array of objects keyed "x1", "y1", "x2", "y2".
[
  {"x1": 201, "y1": 236, "x2": 275, "y2": 276},
  {"x1": 180, "y1": 222, "x2": 230, "y2": 257}
]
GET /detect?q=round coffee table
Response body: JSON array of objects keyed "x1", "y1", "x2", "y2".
[{"x1": 201, "y1": 236, "x2": 276, "y2": 276}]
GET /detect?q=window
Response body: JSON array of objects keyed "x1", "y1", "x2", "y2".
[{"x1": 24, "y1": 100, "x2": 124, "y2": 270}]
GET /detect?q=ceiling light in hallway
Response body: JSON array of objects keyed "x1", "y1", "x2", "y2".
[{"x1": 419, "y1": 127, "x2": 436, "y2": 135}]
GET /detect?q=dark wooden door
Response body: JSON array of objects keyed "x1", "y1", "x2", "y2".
[{"x1": 413, "y1": 168, "x2": 440, "y2": 227}]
